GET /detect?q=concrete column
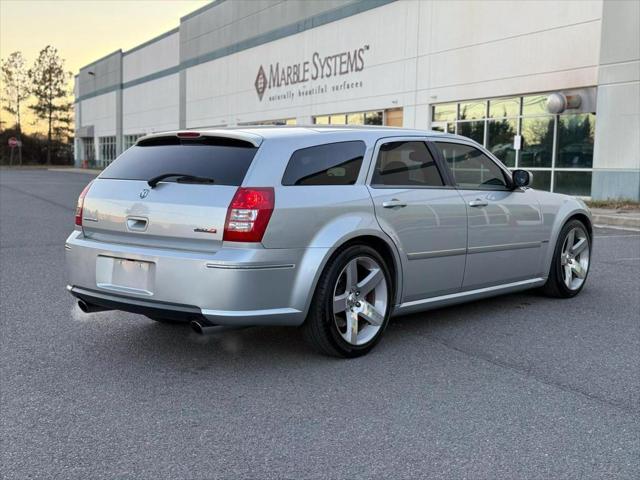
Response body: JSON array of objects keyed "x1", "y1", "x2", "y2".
[
  {"x1": 591, "y1": 0, "x2": 640, "y2": 200},
  {"x1": 116, "y1": 89, "x2": 123, "y2": 156},
  {"x1": 179, "y1": 70, "x2": 187, "y2": 129},
  {"x1": 74, "y1": 101, "x2": 82, "y2": 167}
]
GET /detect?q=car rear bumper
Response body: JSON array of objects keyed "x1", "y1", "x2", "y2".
[
  {"x1": 68, "y1": 285, "x2": 207, "y2": 322},
  {"x1": 65, "y1": 231, "x2": 330, "y2": 326}
]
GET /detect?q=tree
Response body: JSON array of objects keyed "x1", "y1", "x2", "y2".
[
  {"x1": 1, "y1": 51, "x2": 30, "y2": 135},
  {"x1": 29, "y1": 46, "x2": 72, "y2": 165}
]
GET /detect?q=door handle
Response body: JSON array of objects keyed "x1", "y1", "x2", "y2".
[
  {"x1": 468, "y1": 199, "x2": 488, "y2": 208},
  {"x1": 382, "y1": 199, "x2": 407, "y2": 209}
]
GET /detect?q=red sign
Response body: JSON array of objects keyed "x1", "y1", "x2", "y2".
[{"x1": 8, "y1": 137, "x2": 20, "y2": 147}]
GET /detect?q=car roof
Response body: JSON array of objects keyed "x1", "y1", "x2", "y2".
[{"x1": 137, "y1": 125, "x2": 467, "y2": 147}]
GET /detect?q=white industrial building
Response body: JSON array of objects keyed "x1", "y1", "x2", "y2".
[{"x1": 74, "y1": 0, "x2": 640, "y2": 200}]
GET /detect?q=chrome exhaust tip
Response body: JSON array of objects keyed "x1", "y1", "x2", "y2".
[
  {"x1": 190, "y1": 320, "x2": 206, "y2": 334},
  {"x1": 77, "y1": 300, "x2": 111, "y2": 314},
  {"x1": 190, "y1": 320, "x2": 237, "y2": 335}
]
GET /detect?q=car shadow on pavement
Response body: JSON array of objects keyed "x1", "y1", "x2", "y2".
[{"x1": 72, "y1": 288, "x2": 553, "y2": 370}]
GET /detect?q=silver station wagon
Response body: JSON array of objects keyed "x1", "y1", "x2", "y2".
[{"x1": 66, "y1": 127, "x2": 592, "y2": 357}]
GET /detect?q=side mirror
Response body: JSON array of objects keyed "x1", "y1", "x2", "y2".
[{"x1": 512, "y1": 169, "x2": 532, "y2": 188}]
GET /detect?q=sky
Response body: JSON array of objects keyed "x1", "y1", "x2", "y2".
[{"x1": 0, "y1": 0, "x2": 211, "y2": 132}]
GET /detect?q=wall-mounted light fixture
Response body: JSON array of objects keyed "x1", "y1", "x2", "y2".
[{"x1": 547, "y1": 92, "x2": 581, "y2": 114}]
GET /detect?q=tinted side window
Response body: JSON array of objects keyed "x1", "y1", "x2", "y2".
[
  {"x1": 100, "y1": 137, "x2": 257, "y2": 186},
  {"x1": 282, "y1": 141, "x2": 365, "y2": 186},
  {"x1": 371, "y1": 141, "x2": 444, "y2": 187},
  {"x1": 436, "y1": 142, "x2": 508, "y2": 190}
]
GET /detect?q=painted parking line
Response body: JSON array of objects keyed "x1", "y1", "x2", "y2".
[
  {"x1": 593, "y1": 224, "x2": 640, "y2": 232},
  {"x1": 594, "y1": 234, "x2": 640, "y2": 239}
]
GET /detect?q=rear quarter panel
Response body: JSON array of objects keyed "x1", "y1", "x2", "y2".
[
  {"x1": 252, "y1": 132, "x2": 383, "y2": 250},
  {"x1": 253, "y1": 134, "x2": 404, "y2": 307}
]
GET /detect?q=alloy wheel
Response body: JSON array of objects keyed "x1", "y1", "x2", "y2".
[
  {"x1": 332, "y1": 256, "x2": 388, "y2": 346},
  {"x1": 560, "y1": 226, "x2": 590, "y2": 290}
]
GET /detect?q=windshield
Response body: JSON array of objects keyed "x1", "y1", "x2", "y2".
[{"x1": 100, "y1": 136, "x2": 258, "y2": 186}]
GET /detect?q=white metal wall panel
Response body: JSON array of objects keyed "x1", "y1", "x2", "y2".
[
  {"x1": 423, "y1": 0, "x2": 602, "y2": 55},
  {"x1": 418, "y1": 21, "x2": 601, "y2": 105},
  {"x1": 186, "y1": 1, "x2": 415, "y2": 127},
  {"x1": 123, "y1": 74, "x2": 179, "y2": 134},
  {"x1": 593, "y1": 0, "x2": 640, "y2": 171},
  {"x1": 184, "y1": 0, "x2": 604, "y2": 128},
  {"x1": 123, "y1": 32, "x2": 179, "y2": 83},
  {"x1": 80, "y1": 92, "x2": 117, "y2": 137}
]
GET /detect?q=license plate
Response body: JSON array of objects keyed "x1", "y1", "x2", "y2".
[{"x1": 96, "y1": 256, "x2": 154, "y2": 295}]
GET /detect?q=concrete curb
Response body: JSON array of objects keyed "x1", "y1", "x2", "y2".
[
  {"x1": 591, "y1": 208, "x2": 640, "y2": 230},
  {"x1": 592, "y1": 214, "x2": 640, "y2": 229}
]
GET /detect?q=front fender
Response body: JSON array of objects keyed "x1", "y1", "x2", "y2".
[{"x1": 538, "y1": 191, "x2": 592, "y2": 278}]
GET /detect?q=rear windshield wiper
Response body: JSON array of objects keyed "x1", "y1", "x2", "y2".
[{"x1": 147, "y1": 173, "x2": 215, "y2": 188}]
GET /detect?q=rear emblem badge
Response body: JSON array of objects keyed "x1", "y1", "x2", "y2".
[
  {"x1": 194, "y1": 227, "x2": 217, "y2": 234},
  {"x1": 139, "y1": 189, "x2": 149, "y2": 199}
]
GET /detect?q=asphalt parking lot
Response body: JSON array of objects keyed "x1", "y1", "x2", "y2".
[{"x1": 1, "y1": 169, "x2": 639, "y2": 479}]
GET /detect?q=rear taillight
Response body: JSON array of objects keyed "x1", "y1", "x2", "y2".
[
  {"x1": 74, "y1": 181, "x2": 94, "y2": 227},
  {"x1": 223, "y1": 187, "x2": 274, "y2": 242}
]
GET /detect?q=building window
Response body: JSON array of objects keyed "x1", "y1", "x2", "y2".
[
  {"x1": 124, "y1": 134, "x2": 144, "y2": 150},
  {"x1": 520, "y1": 117, "x2": 554, "y2": 168},
  {"x1": 239, "y1": 118, "x2": 296, "y2": 126},
  {"x1": 530, "y1": 170, "x2": 552, "y2": 191},
  {"x1": 431, "y1": 122, "x2": 455, "y2": 134},
  {"x1": 366, "y1": 111, "x2": 383, "y2": 125},
  {"x1": 313, "y1": 110, "x2": 383, "y2": 126},
  {"x1": 556, "y1": 113, "x2": 595, "y2": 169},
  {"x1": 489, "y1": 97, "x2": 520, "y2": 118},
  {"x1": 522, "y1": 95, "x2": 549, "y2": 116},
  {"x1": 554, "y1": 171, "x2": 592, "y2": 196},
  {"x1": 457, "y1": 121, "x2": 484, "y2": 146},
  {"x1": 384, "y1": 108, "x2": 403, "y2": 127},
  {"x1": 487, "y1": 118, "x2": 517, "y2": 167},
  {"x1": 82, "y1": 137, "x2": 95, "y2": 165},
  {"x1": 98, "y1": 136, "x2": 116, "y2": 167},
  {"x1": 459, "y1": 101, "x2": 487, "y2": 120},
  {"x1": 347, "y1": 112, "x2": 364, "y2": 124},
  {"x1": 432, "y1": 103, "x2": 457, "y2": 122},
  {"x1": 429, "y1": 91, "x2": 597, "y2": 196}
]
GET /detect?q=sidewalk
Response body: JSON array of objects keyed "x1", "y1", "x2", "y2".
[
  {"x1": 591, "y1": 208, "x2": 640, "y2": 230},
  {"x1": 48, "y1": 167, "x2": 103, "y2": 175}
]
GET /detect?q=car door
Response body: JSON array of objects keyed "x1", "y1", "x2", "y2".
[
  {"x1": 434, "y1": 140, "x2": 545, "y2": 290},
  {"x1": 367, "y1": 138, "x2": 468, "y2": 303}
]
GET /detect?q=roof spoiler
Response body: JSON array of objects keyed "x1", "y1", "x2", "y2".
[{"x1": 137, "y1": 130, "x2": 263, "y2": 147}]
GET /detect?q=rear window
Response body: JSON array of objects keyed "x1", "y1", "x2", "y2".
[
  {"x1": 282, "y1": 141, "x2": 366, "y2": 186},
  {"x1": 100, "y1": 136, "x2": 258, "y2": 186}
]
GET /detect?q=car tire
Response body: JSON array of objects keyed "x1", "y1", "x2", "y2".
[
  {"x1": 541, "y1": 219, "x2": 591, "y2": 298},
  {"x1": 302, "y1": 244, "x2": 393, "y2": 358}
]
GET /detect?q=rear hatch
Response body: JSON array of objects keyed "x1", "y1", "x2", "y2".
[{"x1": 81, "y1": 134, "x2": 260, "y2": 252}]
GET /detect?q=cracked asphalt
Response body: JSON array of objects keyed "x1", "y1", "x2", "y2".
[{"x1": 1, "y1": 169, "x2": 639, "y2": 479}]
